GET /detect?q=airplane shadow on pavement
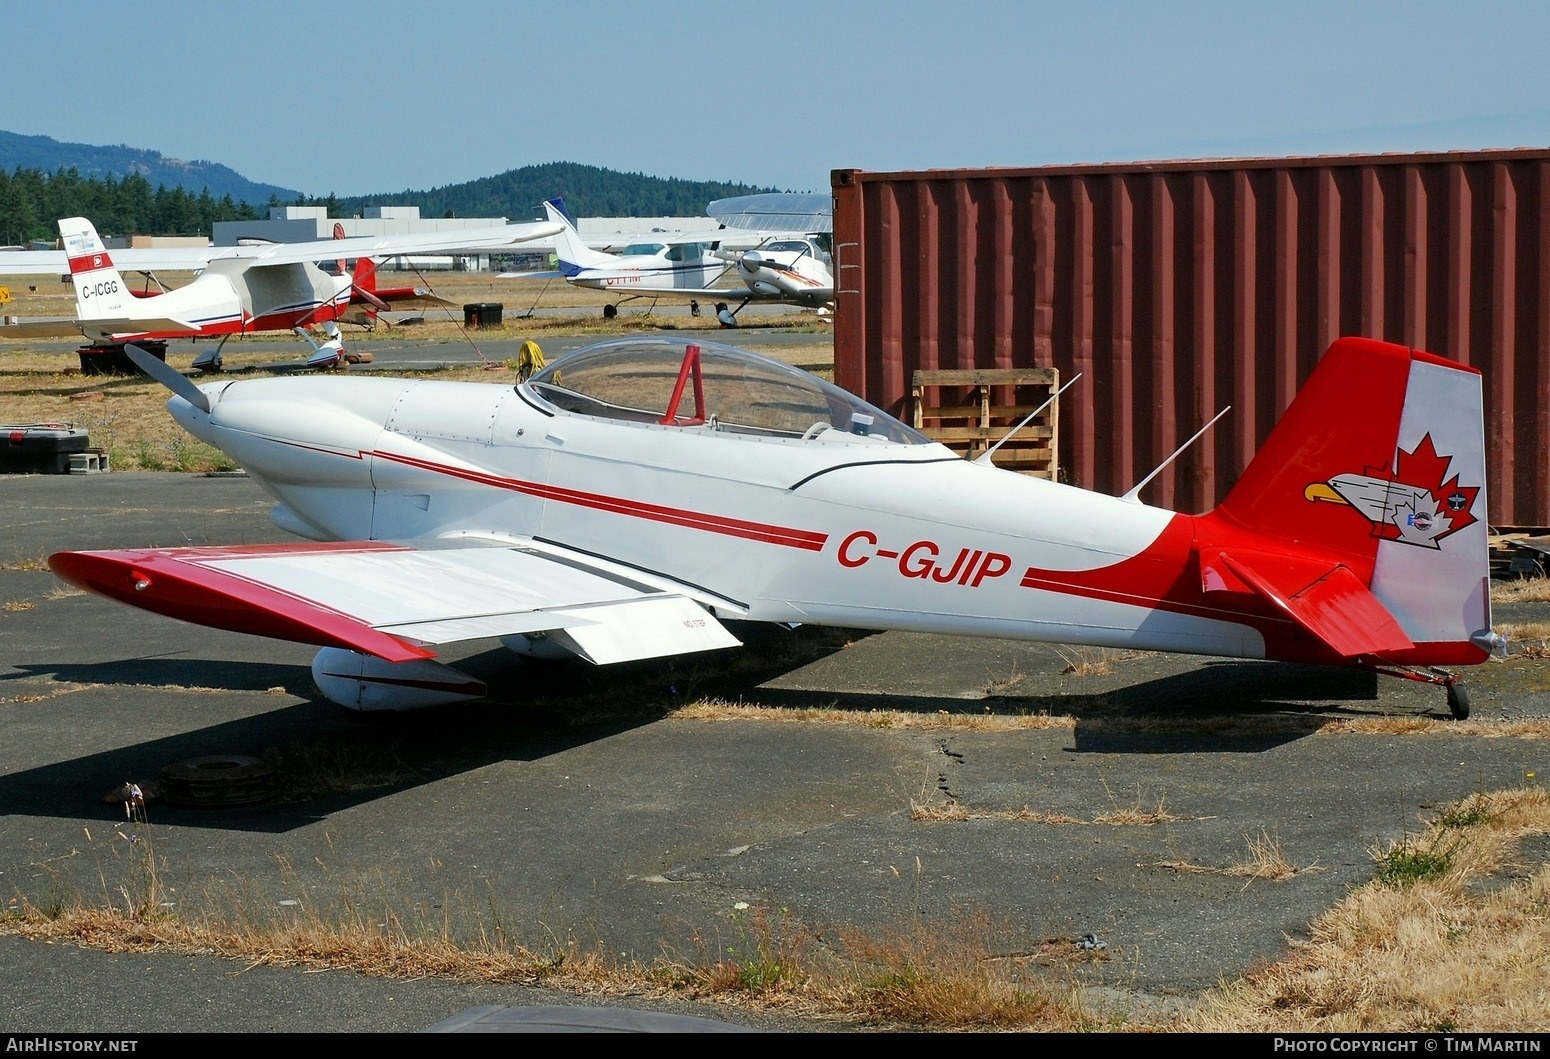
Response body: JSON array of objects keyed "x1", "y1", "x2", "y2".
[{"x1": 3, "y1": 628, "x2": 1416, "y2": 835}]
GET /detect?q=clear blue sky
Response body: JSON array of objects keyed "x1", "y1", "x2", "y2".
[{"x1": 7, "y1": 1, "x2": 1547, "y2": 205}]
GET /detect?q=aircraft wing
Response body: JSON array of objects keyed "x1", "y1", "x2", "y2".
[
  {"x1": 205, "y1": 221, "x2": 565, "y2": 267},
  {"x1": 0, "y1": 250, "x2": 67, "y2": 275},
  {"x1": 0, "y1": 221, "x2": 564, "y2": 276},
  {"x1": 0, "y1": 247, "x2": 243, "y2": 274},
  {"x1": 49, "y1": 537, "x2": 744, "y2": 666},
  {"x1": 362, "y1": 285, "x2": 456, "y2": 309},
  {"x1": 575, "y1": 281, "x2": 758, "y2": 300},
  {"x1": 707, "y1": 193, "x2": 833, "y2": 234}
]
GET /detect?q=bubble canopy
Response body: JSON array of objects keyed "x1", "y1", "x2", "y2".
[{"x1": 523, "y1": 337, "x2": 932, "y2": 445}]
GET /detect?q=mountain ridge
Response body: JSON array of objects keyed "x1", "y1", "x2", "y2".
[
  {"x1": 0, "y1": 130, "x2": 785, "y2": 221},
  {"x1": 0, "y1": 130, "x2": 302, "y2": 207}
]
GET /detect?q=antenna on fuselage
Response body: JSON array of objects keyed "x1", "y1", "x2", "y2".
[
  {"x1": 974, "y1": 373, "x2": 1083, "y2": 467},
  {"x1": 1119, "y1": 406, "x2": 1232, "y2": 505}
]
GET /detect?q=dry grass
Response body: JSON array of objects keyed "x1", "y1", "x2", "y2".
[
  {"x1": 1175, "y1": 786, "x2": 1550, "y2": 1032},
  {"x1": 1496, "y1": 621, "x2": 1550, "y2": 659},
  {"x1": 6, "y1": 783, "x2": 1546, "y2": 1031},
  {"x1": 674, "y1": 697, "x2": 1075, "y2": 732},
  {"x1": 675, "y1": 698, "x2": 1550, "y2": 743},
  {"x1": 1491, "y1": 573, "x2": 1550, "y2": 605},
  {"x1": 1156, "y1": 830, "x2": 1317, "y2": 882},
  {"x1": 1051, "y1": 645, "x2": 1148, "y2": 677},
  {"x1": 912, "y1": 782, "x2": 1178, "y2": 826}
]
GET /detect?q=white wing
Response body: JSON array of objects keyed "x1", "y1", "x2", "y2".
[{"x1": 50, "y1": 537, "x2": 744, "y2": 666}]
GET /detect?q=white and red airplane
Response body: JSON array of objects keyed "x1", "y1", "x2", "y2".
[
  {"x1": 527, "y1": 197, "x2": 737, "y2": 311},
  {"x1": 0, "y1": 215, "x2": 562, "y2": 369},
  {"x1": 48, "y1": 333, "x2": 1500, "y2": 717},
  {"x1": 527, "y1": 196, "x2": 834, "y2": 324},
  {"x1": 705, "y1": 192, "x2": 835, "y2": 320}
]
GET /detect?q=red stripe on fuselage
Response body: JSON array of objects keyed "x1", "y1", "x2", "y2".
[
  {"x1": 1015, "y1": 514, "x2": 1323, "y2": 655},
  {"x1": 373, "y1": 450, "x2": 829, "y2": 550}
]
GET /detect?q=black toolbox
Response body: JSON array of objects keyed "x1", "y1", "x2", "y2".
[{"x1": 1, "y1": 423, "x2": 92, "y2": 474}]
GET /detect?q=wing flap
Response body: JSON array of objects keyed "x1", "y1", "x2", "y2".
[
  {"x1": 49, "y1": 539, "x2": 739, "y2": 664},
  {"x1": 1210, "y1": 550, "x2": 1414, "y2": 658},
  {"x1": 539, "y1": 596, "x2": 743, "y2": 665}
]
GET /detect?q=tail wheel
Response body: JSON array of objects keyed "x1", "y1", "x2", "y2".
[
  {"x1": 1447, "y1": 681, "x2": 1471, "y2": 720},
  {"x1": 603, "y1": 304, "x2": 618, "y2": 319}
]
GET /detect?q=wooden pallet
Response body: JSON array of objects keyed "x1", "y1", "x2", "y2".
[
  {"x1": 911, "y1": 368, "x2": 1060, "y2": 479},
  {"x1": 1490, "y1": 527, "x2": 1550, "y2": 579}
]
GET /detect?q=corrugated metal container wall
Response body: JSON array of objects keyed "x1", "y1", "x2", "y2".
[{"x1": 831, "y1": 151, "x2": 1550, "y2": 525}]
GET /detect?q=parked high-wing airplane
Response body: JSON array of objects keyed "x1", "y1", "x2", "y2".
[
  {"x1": 49, "y1": 333, "x2": 1499, "y2": 719},
  {"x1": 525, "y1": 197, "x2": 736, "y2": 316},
  {"x1": 704, "y1": 192, "x2": 836, "y2": 320},
  {"x1": 0, "y1": 215, "x2": 562, "y2": 369},
  {"x1": 529, "y1": 197, "x2": 834, "y2": 324}
]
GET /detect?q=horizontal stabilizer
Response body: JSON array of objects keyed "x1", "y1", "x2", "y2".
[
  {"x1": 81, "y1": 316, "x2": 200, "y2": 336},
  {"x1": 0, "y1": 317, "x2": 87, "y2": 339},
  {"x1": 1208, "y1": 550, "x2": 1414, "y2": 659}
]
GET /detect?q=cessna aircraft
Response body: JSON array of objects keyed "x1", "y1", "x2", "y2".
[
  {"x1": 0, "y1": 215, "x2": 562, "y2": 369},
  {"x1": 49, "y1": 333, "x2": 1500, "y2": 719},
  {"x1": 524, "y1": 197, "x2": 737, "y2": 315},
  {"x1": 705, "y1": 192, "x2": 836, "y2": 319},
  {"x1": 529, "y1": 197, "x2": 835, "y2": 324}
]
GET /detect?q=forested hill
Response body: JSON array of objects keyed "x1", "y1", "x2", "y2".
[
  {"x1": 0, "y1": 130, "x2": 302, "y2": 208},
  {"x1": 328, "y1": 162, "x2": 784, "y2": 223},
  {"x1": 2, "y1": 128, "x2": 789, "y2": 240}
]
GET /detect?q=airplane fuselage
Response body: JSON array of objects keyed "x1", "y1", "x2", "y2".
[
  {"x1": 55, "y1": 335, "x2": 1496, "y2": 715},
  {"x1": 563, "y1": 254, "x2": 729, "y2": 292},
  {"x1": 87, "y1": 261, "x2": 355, "y2": 343},
  {"x1": 169, "y1": 369, "x2": 1364, "y2": 668}
]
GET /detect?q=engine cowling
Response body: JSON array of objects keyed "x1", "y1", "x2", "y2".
[{"x1": 311, "y1": 647, "x2": 487, "y2": 712}]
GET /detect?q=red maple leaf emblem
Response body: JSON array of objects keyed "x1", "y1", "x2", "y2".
[{"x1": 1364, "y1": 434, "x2": 1479, "y2": 545}]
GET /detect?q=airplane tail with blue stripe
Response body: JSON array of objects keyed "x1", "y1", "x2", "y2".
[{"x1": 542, "y1": 197, "x2": 613, "y2": 275}]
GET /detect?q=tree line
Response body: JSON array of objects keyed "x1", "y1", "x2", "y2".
[
  {"x1": 324, "y1": 162, "x2": 783, "y2": 225},
  {"x1": 0, "y1": 160, "x2": 791, "y2": 247},
  {"x1": 0, "y1": 167, "x2": 262, "y2": 246}
]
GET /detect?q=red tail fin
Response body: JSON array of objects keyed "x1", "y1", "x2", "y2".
[{"x1": 1203, "y1": 336, "x2": 1493, "y2": 663}]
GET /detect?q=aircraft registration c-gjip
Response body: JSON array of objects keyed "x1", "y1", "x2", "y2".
[
  {"x1": 529, "y1": 196, "x2": 835, "y2": 325},
  {"x1": 49, "y1": 333, "x2": 1501, "y2": 718},
  {"x1": 0, "y1": 215, "x2": 563, "y2": 370}
]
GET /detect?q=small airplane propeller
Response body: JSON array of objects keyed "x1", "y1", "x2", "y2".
[{"x1": 124, "y1": 343, "x2": 212, "y2": 413}]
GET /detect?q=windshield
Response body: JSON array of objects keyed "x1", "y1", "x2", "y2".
[{"x1": 526, "y1": 337, "x2": 931, "y2": 445}]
